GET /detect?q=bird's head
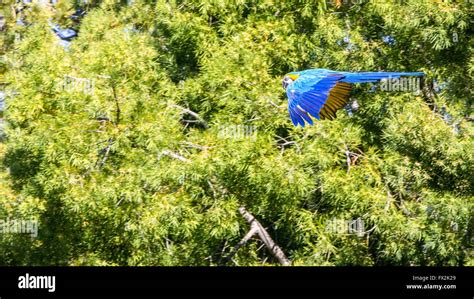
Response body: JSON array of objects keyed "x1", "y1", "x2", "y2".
[{"x1": 282, "y1": 73, "x2": 299, "y2": 90}]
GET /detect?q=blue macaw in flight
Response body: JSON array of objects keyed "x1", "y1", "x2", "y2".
[{"x1": 282, "y1": 68, "x2": 424, "y2": 127}]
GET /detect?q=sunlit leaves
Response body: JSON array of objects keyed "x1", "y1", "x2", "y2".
[{"x1": 0, "y1": 0, "x2": 472, "y2": 266}]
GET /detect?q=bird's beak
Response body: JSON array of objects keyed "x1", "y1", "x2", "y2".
[
  {"x1": 282, "y1": 75, "x2": 293, "y2": 90},
  {"x1": 282, "y1": 73, "x2": 300, "y2": 90}
]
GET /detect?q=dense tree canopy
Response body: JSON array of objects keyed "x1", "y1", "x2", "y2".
[{"x1": 0, "y1": 0, "x2": 472, "y2": 266}]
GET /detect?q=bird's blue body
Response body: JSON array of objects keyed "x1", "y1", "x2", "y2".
[{"x1": 283, "y1": 68, "x2": 424, "y2": 127}]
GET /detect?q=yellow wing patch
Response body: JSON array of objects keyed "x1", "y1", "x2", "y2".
[{"x1": 319, "y1": 82, "x2": 351, "y2": 120}]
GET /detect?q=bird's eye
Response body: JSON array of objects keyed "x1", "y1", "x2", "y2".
[{"x1": 282, "y1": 76, "x2": 293, "y2": 90}]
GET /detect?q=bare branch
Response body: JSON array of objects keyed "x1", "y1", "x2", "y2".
[
  {"x1": 112, "y1": 85, "x2": 121, "y2": 125},
  {"x1": 95, "y1": 117, "x2": 110, "y2": 122},
  {"x1": 180, "y1": 141, "x2": 211, "y2": 151},
  {"x1": 344, "y1": 145, "x2": 361, "y2": 173},
  {"x1": 161, "y1": 150, "x2": 190, "y2": 163},
  {"x1": 276, "y1": 135, "x2": 301, "y2": 154},
  {"x1": 97, "y1": 138, "x2": 114, "y2": 169},
  {"x1": 83, "y1": 130, "x2": 105, "y2": 133},
  {"x1": 234, "y1": 206, "x2": 291, "y2": 266},
  {"x1": 396, "y1": 200, "x2": 412, "y2": 217},
  {"x1": 268, "y1": 100, "x2": 281, "y2": 108},
  {"x1": 223, "y1": 226, "x2": 258, "y2": 265},
  {"x1": 345, "y1": 145, "x2": 352, "y2": 174},
  {"x1": 465, "y1": 116, "x2": 474, "y2": 122},
  {"x1": 385, "y1": 189, "x2": 393, "y2": 213},
  {"x1": 171, "y1": 104, "x2": 208, "y2": 128},
  {"x1": 116, "y1": 196, "x2": 125, "y2": 207},
  {"x1": 361, "y1": 225, "x2": 378, "y2": 235}
]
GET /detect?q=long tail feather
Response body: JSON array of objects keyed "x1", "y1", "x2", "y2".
[{"x1": 342, "y1": 72, "x2": 424, "y2": 84}]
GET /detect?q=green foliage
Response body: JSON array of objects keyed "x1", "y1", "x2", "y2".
[{"x1": 0, "y1": 0, "x2": 472, "y2": 266}]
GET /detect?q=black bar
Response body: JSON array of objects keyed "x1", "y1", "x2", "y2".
[{"x1": 0, "y1": 267, "x2": 472, "y2": 298}]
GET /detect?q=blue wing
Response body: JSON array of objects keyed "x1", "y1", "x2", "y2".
[
  {"x1": 286, "y1": 69, "x2": 424, "y2": 127},
  {"x1": 287, "y1": 73, "x2": 350, "y2": 127}
]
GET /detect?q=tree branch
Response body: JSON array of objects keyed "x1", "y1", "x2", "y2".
[
  {"x1": 97, "y1": 138, "x2": 114, "y2": 169},
  {"x1": 112, "y1": 85, "x2": 121, "y2": 125},
  {"x1": 344, "y1": 145, "x2": 361, "y2": 173},
  {"x1": 161, "y1": 150, "x2": 190, "y2": 163},
  {"x1": 227, "y1": 206, "x2": 291, "y2": 266},
  {"x1": 171, "y1": 104, "x2": 208, "y2": 128},
  {"x1": 276, "y1": 135, "x2": 300, "y2": 154},
  {"x1": 465, "y1": 116, "x2": 474, "y2": 122},
  {"x1": 223, "y1": 226, "x2": 258, "y2": 265},
  {"x1": 345, "y1": 146, "x2": 352, "y2": 174},
  {"x1": 180, "y1": 141, "x2": 211, "y2": 151}
]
